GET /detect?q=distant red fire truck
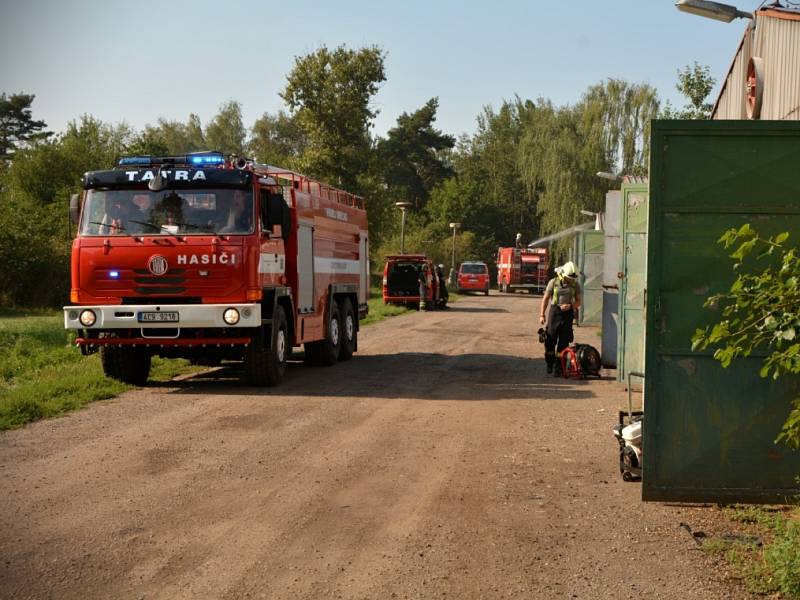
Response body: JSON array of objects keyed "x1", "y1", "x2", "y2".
[
  {"x1": 496, "y1": 246, "x2": 550, "y2": 294},
  {"x1": 64, "y1": 151, "x2": 369, "y2": 387}
]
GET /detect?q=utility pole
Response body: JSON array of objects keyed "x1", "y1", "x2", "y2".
[
  {"x1": 396, "y1": 202, "x2": 412, "y2": 254},
  {"x1": 449, "y1": 222, "x2": 461, "y2": 285}
]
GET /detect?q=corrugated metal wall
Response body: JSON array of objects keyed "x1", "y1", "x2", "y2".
[
  {"x1": 713, "y1": 11, "x2": 800, "y2": 120},
  {"x1": 757, "y1": 13, "x2": 800, "y2": 119}
]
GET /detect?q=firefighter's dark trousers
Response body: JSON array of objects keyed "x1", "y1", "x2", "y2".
[{"x1": 544, "y1": 305, "x2": 574, "y2": 372}]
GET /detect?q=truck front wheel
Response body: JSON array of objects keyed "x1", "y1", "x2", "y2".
[{"x1": 100, "y1": 345, "x2": 151, "y2": 386}]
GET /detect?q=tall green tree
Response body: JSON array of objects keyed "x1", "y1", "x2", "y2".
[
  {"x1": 376, "y1": 97, "x2": 455, "y2": 210},
  {"x1": 125, "y1": 127, "x2": 170, "y2": 156},
  {"x1": 204, "y1": 100, "x2": 247, "y2": 156},
  {"x1": 517, "y1": 80, "x2": 659, "y2": 254},
  {"x1": 580, "y1": 78, "x2": 660, "y2": 176},
  {"x1": 0, "y1": 93, "x2": 50, "y2": 161},
  {"x1": 281, "y1": 44, "x2": 386, "y2": 190},
  {"x1": 467, "y1": 98, "x2": 536, "y2": 244},
  {"x1": 143, "y1": 114, "x2": 206, "y2": 155},
  {"x1": 518, "y1": 100, "x2": 608, "y2": 254},
  {"x1": 5, "y1": 116, "x2": 129, "y2": 207},
  {"x1": 0, "y1": 116, "x2": 130, "y2": 306},
  {"x1": 661, "y1": 62, "x2": 716, "y2": 120},
  {"x1": 249, "y1": 110, "x2": 305, "y2": 167}
]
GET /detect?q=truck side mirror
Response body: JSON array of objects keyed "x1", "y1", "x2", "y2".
[
  {"x1": 260, "y1": 190, "x2": 291, "y2": 242},
  {"x1": 69, "y1": 193, "x2": 81, "y2": 226},
  {"x1": 268, "y1": 193, "x2": 291, "y2": 242}
]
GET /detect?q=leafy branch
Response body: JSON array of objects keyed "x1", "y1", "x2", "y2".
[{"x1": 691, "y1": 224, "x2": 800, "y2": 448}]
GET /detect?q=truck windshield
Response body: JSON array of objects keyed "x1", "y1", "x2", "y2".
[{"x1": 79, "y1": 188, "x2": 254, "y2": 236}]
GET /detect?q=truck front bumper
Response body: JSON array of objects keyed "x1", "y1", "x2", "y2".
[{"x1": 64, "y1": 303, "x2": 262, "y2": 331}]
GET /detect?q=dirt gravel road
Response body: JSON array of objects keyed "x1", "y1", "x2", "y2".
[{"x1": 1, "y1": 293, "x2": 754, "y2": 599}]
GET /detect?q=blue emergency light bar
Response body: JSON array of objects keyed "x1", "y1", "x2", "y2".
[
  {"x1": 118, "y1": 156, "x2": 153, "y2": 166},
  {"x1": 188, "y1": 152, "x2": 225, "y2": 165},
  {"x1": 117, "y1": 151, "x2": 225, "y2": 167}
]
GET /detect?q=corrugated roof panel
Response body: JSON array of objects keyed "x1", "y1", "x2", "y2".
[{"x1": 713, "y1": 30, "x2": 751, "y2": 119}]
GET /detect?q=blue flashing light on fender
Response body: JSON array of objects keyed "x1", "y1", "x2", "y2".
[{"x1": 109, "y1": 271, "x2": 120, "y2": 278}]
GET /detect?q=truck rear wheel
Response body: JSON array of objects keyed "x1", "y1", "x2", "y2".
[
  {"x1": 100, "y1": 345, "x2": 151, "y2": 386},
  {"x1": 338, "y1": 298, "x2": 356, "y2": 362},
  {"x1": 244, "y1": 306, "x2": 288, "y2": 386},
  {"x1": 304, "y1": 300, "x2": 341, "y2": 366}
]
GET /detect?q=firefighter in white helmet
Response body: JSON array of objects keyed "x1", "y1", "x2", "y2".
[{"x1": 539, "y1": 261, "x2": 581, "y2": 376}]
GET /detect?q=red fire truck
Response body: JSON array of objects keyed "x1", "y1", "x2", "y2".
[
  {"x1": 63, "y1": 151, "x2": 370, "y2": 387},
  {"x1": 496, "y1": 246, "x2": 550, "y2": 294}
]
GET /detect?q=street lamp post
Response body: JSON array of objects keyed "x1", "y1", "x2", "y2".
[
  {"x1": 395, "y1": 202, "x2": 412, "y2": 254},
  {"x1": 596, "y1": 171, "x2": 620, "y2": 181},
  {"x1": 449, "y1": 222, "x2": 461, "y2": 285},
  {"x1": 675, "y1": 0, "x2": 753, "y2": 22}
]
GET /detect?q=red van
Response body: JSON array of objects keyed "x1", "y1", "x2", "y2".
[
  {"x1": 457, "y1": 261, "x2": 490, "y2": 295},
  {"x1": 382, "y1": 254, "x2": 441, "y2": 308}
]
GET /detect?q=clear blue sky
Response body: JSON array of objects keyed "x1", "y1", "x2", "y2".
[{"x1": 0, "y1": 0, "x2": 752, "y2": 139}]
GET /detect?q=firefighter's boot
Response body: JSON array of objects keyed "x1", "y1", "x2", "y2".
[
  {"x1": 545, "y1": 350, "x2": 555, "y2": 374},
  {"x1": 553, "y1": 357, "x2": 563, "y2": 378},
  {"x1": 419, "y1": 299, "x2": 427, "y2": 311}
]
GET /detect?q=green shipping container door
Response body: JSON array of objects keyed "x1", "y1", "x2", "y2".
[
  {"x1": 644, "y1": 120, "x2": 800, "y2": 503},
  {"x1": 617, "y1": 182, "x2": 648, "y2": 382},
  {"x1": 578, "y1": 230, "x2": 604, "y2": 326}
]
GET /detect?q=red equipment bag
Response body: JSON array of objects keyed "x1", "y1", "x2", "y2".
[{"x1": 560, "y1": 344, "x2": 602, "y2": 379}]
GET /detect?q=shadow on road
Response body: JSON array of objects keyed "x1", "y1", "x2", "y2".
[
  {"x1": 444, "y1": 306, "x2": 509, "y2": 313},
  {"x1": 166, "y1": 351, "x2": 599, "y2": 402}
]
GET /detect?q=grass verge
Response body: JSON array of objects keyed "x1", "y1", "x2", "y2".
[
  {"x1": 701, "y1": 505, "x2": 800, "y2": 598},
  {"x1": 361, "y1": 296, "x2": 413, "y2": 326},
  {"x1": 361, "y1": 288, "x2": 462, "y2": 327},
  {"x1": 0, "y1": 314, "x2": 202, "y2": 431}
]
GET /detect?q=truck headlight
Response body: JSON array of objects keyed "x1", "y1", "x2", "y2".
[
  {"x1": 223, "y1": 308, "x2": 240, "y2": 325},
  {"x1": 79, "y1": 309, "x2": 97, "y2": 327}
]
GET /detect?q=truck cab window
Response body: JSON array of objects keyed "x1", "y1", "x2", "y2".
[{"x1": 80, "y1": 189, "x2": 254, "y2": 236}]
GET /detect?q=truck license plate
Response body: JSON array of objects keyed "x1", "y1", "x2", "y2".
[{"x1": 138, "y1": 311, "x2": 179, "y2": 323}]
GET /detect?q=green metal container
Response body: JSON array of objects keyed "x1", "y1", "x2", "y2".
[
  {"x1": 577, "y1": 230, "x2": 604, "y2": 326},
  {"x1": 617, "y1": 181, "x2": 648, "y2": 382},
  {"x1": 643, "y1": 120, "x2": 800, "y2": 503}
]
